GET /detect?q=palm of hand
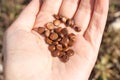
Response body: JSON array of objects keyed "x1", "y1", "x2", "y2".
[{"x1": 4, "y1": 0, "x2": 109, "y2": 80}]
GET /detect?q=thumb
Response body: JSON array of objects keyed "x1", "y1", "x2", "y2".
[{"x1": 11, "y1": 0, "x2": 41, "y2": 31}]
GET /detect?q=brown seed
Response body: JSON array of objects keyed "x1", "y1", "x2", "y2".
[
  {"x1": 60, "y1": 37, "x2": 69, "y2": 48},
  {"x1": 52, "y1": 41, "x2": 59, "y2": 45},
  {"x1": 45, "y1": 37, "x2": 52, "y2": 44},
  {"x1": 59, "y1": 55, "x2": 69, "y2": 62},
  {"x1": 66, "y1": 19, "x2": 74, "y2": 26},
  {"x1": 50, "y1": 32, "x2": 59, "y2": 40},
  {"x1": 68, "y1": 40, "x2": 74, "y2": 47},
  {"x1": 59, "y1": 51, "x2": 66, "y2": 58},
  {"x1": 68, "y1": 33, "x2": 76, "y2": 41},
  {"x1": 45, "y1": 29, "x2": 50, "y2": 37},
  {"x1": 53, "y1": 20, "x2": 61, "y2": 26},
  {"x1": 52, "y1": 50, "x2": 60, "y2": 57},
  {"x1": 74, "y1": 26, "x2": 81, "y2": 32},
  {"x1": 48, "y1": 45, "x2": 56, "y2": 52},
  {"x1": 53, "y1": 14, "x2": 60, "y2": 19},
  {"x1": 59, "y1": 16, "x2": 67, "y2": 23},
  {"x1": 60, "y1": 28, "x2": 68, "y2": 36},
  {"x1": 38, "y1": 27, "x2": 45, "y2": 34},
  {"x1": 56, "y1": 44, "x2": 63, "y2": 51},
  {"x1": 46, "y1": 22, "x2": 55, "y2": 30},
  {"x1": 54, "y1": 27, "x2": 62, "y2": 33},
  {"x1": 66, "y1": 49, "x2": 74, "y2": 57}
]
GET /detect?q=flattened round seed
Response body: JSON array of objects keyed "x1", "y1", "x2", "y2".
[
  {"x1": 53, "y1": 14, "x2": 60, "y2": 19},
  {"x1": 61, "y1": 28, "x2": 68, "y2": 36},
  {"x1": 59, "y1": 55, "x2": 69, "y2": 62},
  {"x1": 45, "y1": 29, "x2": 50, "y2": 37},
  {"x1": 60, "y1": 16, "x2": 67, "y2": 23},
  {"x1": 53, "y1": 20, "x2": 61, "y2": 26},
  {"x1": 50, "y1": 32, "x2": 58, "y2": 40},
  {"x1": 46, "y1": 22, "x2": 55, "y2": 30},
  {"x1": 54, "y1": 27, "x2": 62, "y2": 33},
  {"x1": 45, "y1": 37, "x2": 52, "y2": 44},
  {"x1": 38, "y1": 27, "x2": 45, "y2": 34},
  {"x1": 66, "y1": 49, "x2": 74, "y2": 57},
  {"x1": 48, "y1": 45, "x2": 56, "y2": 52},
  {"x1": 59, "y1": 51, "x2": 66, "y2": 58},
  {"x1": 68, "y1": 40, "x2": 74, "y2": 47},
  {"x1": 60, "y1": 37, "x2": 69, "y2": 48},
  {"x1": 74, "y1": 26, "x2": 81, "y2": 32},
  {"x1": 52, "y1": 41, "x2": 59, "y2": 45},
  {"x1": 66, "y1": 19, "x2": 74, "y2": 26},
  {"x1": 68, "y1": 33, "x2": 76, "y2": 41},
  {"x1": 52, "y1": 50, "x2": 60, "y2": 57},
  {"x1": 56, "y1": 44, "x2": 63, "y2": 51}
]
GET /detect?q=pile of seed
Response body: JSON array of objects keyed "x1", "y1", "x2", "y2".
[{"x1": 37, "y1": 14, "x2": 81, "y2": 63}]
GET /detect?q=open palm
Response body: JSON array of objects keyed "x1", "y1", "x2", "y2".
[{"x1": 3, "y1": 0, "x2": 109, "y2": 80}]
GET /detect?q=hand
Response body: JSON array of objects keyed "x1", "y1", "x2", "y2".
[{"x1": 3, "y1": 0, "x2": 109, "y2": 80}]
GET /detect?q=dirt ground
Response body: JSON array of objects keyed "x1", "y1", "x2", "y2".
[{"x1": 0, "y1": 0, "x2": 120, "y2": 80}]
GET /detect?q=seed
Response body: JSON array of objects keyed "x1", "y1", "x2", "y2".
[
  {"x1": 66, "y1": 49, "x2": 74, "y2": 57},
  {"x1": 61, "y1": 28, "x2": 68, "y2": 36},
  {"x1": 60, "y1": 37, "x2": 69, "y2": 48},
  {"x1": 74, "y1": 26, "x2": 81, "y2": 32},
  {"x1": 66, "y1": 19, "x2": 74, "y2": 26},
  {"x1": 59, "y1": 55, "x2": 69, "y2": 62},
  {"x1": 54, "y1": 27, "x2": 62, "y2": 33},
  {"x1": 53, "y1": 20, "x2": 61, "y2": 26},
  {"x1": 48, "y1": 45, "x2": 56, "y2": 52},
  {"x1": 52, "y1": 50, "x2": 60, "y2": 57},
  {"x1": 59, "y1": 51, "x2": 66, "y2": 58},
  {"x1": 68, "y1": 33, "x2": 76, "y2": 41},
  {"x1": 53, "y1": 14, "x2": 60, "y2": 19},
  {"x1": 49, "y1": 32, "x2": 59, "y2": 40},
  {"x1": 68, "y1": 40, "x2": 74, "y2": 47},
  {"x1": 59, "y1": 16, "x2": 67, "y2": 23},
  {"x1": 38, "y1": 27, "x2": 45, "y2": 34},
  {"x1": 46, "y1": 22, "x2": 55, "y2": 30},
  {"x1": 52, "y1": 41, "x2": 59, "y2": 45},
  {"x1": 56, "y1": 44, "x2": 63, "y2": 51},
  {"x1": 45, "y1": 37, "x2": 52, "y2": 44},
  {"x1": 45, "y1": 29, "x2": 50, "y2": 37}
]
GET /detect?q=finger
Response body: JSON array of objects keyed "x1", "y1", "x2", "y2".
[
  {"x1": 74, "y1": 0, "x2": 95, "y2": 35},
  {"x1": 34, "y1": 0, "x2": 63, "y2": 28},
  {"x1": 59, "y1": 0, "x2": 80, "y2": 18},
  {"x1": 84, "y1": 0, "x2": 109, "y2": 48},
  {"x1": 11, "y1": 0, "x2": 41, "y2": 31}
]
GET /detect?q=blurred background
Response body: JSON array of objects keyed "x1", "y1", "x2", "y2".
[{"x1": 0, "y1": 0, "x2": 120, "y2": 80}]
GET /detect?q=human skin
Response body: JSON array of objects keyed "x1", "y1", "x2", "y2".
[{"x1": 3, "y1": 0, "x2": 109, "y2": 80}]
